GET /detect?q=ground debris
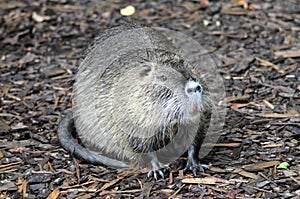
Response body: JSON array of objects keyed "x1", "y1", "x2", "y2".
[{"x1": 0, "y1": 0, "x2": 299, "y2": 198}]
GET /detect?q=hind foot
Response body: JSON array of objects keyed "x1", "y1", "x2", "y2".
[
  {"x1": 184, "y1": 145, "x2": 209, "y2": 176},
  {"x1": 184, "y1": 158, "x2": 209, "y2": 176}
]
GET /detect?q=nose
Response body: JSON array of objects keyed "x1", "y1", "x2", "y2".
[
  {"x1": 195, "y1": 85, "x2": 202, "y2": 93},
  {"x1": 186, "y1": 83, "x2": 202, "y2": 93}
]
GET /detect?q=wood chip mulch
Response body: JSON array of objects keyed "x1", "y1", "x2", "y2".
[{"x1": 0, "y1": 0, "x2": 299, "y2": 198}]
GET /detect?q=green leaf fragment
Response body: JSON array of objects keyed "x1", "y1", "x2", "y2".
[{"x1": 277, "y1": 162, "x2": 290, "y2": 169}]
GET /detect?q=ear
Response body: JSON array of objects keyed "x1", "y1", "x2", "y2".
[{"x1": 139, "y1": 65, "x2": 152, "y2": 77}]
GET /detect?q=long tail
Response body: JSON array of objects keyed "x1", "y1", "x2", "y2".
[{"x1": 57, "y1": 111, "x2": 128, "y2": 168}]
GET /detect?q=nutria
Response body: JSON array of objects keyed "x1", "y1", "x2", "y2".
[{"x1": 57, "y1": 23, "x2": 213, "y2": 179}]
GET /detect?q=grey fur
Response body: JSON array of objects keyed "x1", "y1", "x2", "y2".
[{"x1": 58, "y1": 23, "x2": 212, "y2": 175}]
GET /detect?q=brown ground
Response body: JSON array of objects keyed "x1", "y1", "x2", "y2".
[{"x1": 0, "y1": 0, "x2": 299, "y2": 198}]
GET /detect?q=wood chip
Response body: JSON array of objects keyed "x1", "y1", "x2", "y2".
[
  {"x1": 96, "y1": 173, "x2": 128, "y2": 193},
  {"x1": 261, "y1": 143, "x2": 283, "y2": 148},
  {"x1": 243, "y1": 161, "x2": 280, "y2": 171},
  {"x1": 275, "y1": 49, "x2": 300, "y2": 58},
  {"x1": 256, "y1": 57, "x2": 279, "y2": 70},
  {"x1": 234, "y1": 168, "x2": 260, "y2": 179},
  {"x1": 258, "y1": 113, "x2": 299, "y2": 118},
  {"x1": 43, "y1": 68, "x2": 67, "y2": 78},
  {"x1": 290, "y1": 176, "x2": 300, "y2": 186},
  {"x1": 46, "y1": 187, "x2": 60, "y2": 199},
  {"x1": 0, "y1": 162, "x2": 22, "y2": 172},
  {"x1": 169, "y1": 171, "x2": 173, "y2": 184},
  {"x1": 168, "y1": 184, "x2": 185, "y2": 199},
  {"x1": 182, "y1": 176, "x2": 232, "y2": 185},
  {"x1": 231, "y1": 103, "x2": 249, "y2": 108},
  {"x1": 0, "y1": 119, "x2": 10, "y2": 133},
  {"x1": 225, "y1": 95, "x2": 251, "y2": 102},
  {"x1": 209, "y1": 166, "x2": 226, "y2": 173},
  {"x1": 214, "y1": 143, "x2": 241, "y2": 148},
  {"x1": 178, "y1": 169, "x2": 184, "y2": 178},
  {"x1": 221, "y1": 8, "x2": 249, "y2": 15},
  {"x1": 263, "y1": 100, "x2": 275, "y2": 109}
]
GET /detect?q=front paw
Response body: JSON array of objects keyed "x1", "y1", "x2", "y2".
[
  {"x1": 147, "y1": 160, "x2": 170, "y2": 180},
  {"x1": 184, "y1": 158, "x2": 209, "y2": 176}
]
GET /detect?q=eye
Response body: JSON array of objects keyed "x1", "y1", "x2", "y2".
[
  {"x1": 186, "y1": 88, "x2": 193, "y2": 93},
  {"x1": 140, "y1": 65, "x2": 151, "y2": 77}
]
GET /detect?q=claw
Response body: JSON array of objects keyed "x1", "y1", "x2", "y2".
[
  {"x1": 165, "y1": 165, "x2": 171, "y2": 171},
  {"x1": 200, "y1": 164, "x2": 209, "y2": 170},
  {"x1": 187, "y1": 163, "x2": 209, "y2": 176},
  {"x1": 147, "y1": 168, "x2": 165, "y2": 180},
  {"x1": 184, "y1": 145, "x2": 209, "y2": 176},
  {"x1": 157, "y1": 170, "x2": 164, "y2": 180},
  {"x1": 192, "y1": 168, "x2": 197, "y2": 176},
  {"x1": 147, "y1": 153, "x2": 169, "y2": 180},
  {"x1": 184, "y1": 161, "x2": 209, "y2": 176},
  {"x1": 147, "y1": 170, "x2": 153, "y2": 178}
]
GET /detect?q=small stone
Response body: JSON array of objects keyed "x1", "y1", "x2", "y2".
[{"x1": 120, "y1": 5, "x2": 135, "y2": 16}]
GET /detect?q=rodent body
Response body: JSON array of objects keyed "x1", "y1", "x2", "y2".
[{"x1": 58, "y1": 24, "x2": 212, "y2": 178}]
